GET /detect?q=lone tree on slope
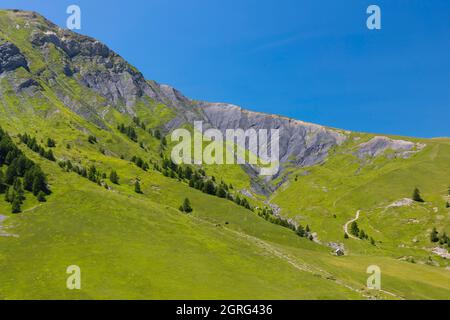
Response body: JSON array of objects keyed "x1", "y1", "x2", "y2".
[
  {"x1": 109, "y1": 170, "x2": 119, "y2": 185},
  {"x1": 430, "y1": 227, "x2": 439, "y2": 243},
  {"x1": 134, "y1": 180, "x2": 142, "y2": 194},
  {"x1": 412, "y1": 187, "x2": 425, "y2": 203},
  {"x1": 180, "y1": 198, "x2": 193, "y2": 213}
]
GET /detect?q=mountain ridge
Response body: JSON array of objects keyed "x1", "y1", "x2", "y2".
[{"x1": 1, "y1": 9, "x2": 435, "y2": 181}]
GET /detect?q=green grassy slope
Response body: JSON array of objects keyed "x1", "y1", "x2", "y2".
[{"x1": 271, "y1": 134, "x2": 450, "y2": 265}]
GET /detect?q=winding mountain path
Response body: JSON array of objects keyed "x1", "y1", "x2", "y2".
[{"x1": 344, "y1": 210, "x2": 361, "y2": 240}]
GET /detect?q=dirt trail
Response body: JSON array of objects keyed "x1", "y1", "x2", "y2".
[
  {"x1": 188, "y1": 214, "x2": 371, "y2": 297},
  {"x1": 344, "y1": 210, "x2": 361, "y2": 240}
]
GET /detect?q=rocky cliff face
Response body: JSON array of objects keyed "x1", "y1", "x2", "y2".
[
  {"x1": 30, "y1": 27, "x2": 157, "y2": 112},
  {"x1": 0, "y1": 41, "x2": 28, "y2": 74},
  {"x1": 197, "y1": 102, "x2": 347, "y2": 168}
]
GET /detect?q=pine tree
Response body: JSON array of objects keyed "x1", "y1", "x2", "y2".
[
  {"x1": 370, "y1": 237, "x2": 376, "y2": 246},
  {"x1": 185, "y1": 166, "x2": 193, "y2": 180},
  {"x1": 216, "y1": 186, "x2": 227, "y2": 198},
  {"x1": 45, "y1": 149, "x2": 56, "y2": 161},
  {"x1": 4, "y1": 186, "x2": 14, "y2": 203},
  {"x1": 350, "y1": 221, "x2": 359, "y2": 237},
  {"x1": 23, "y1": 169, "x2": 34, "y2": 191},
  {"x1": 240, "y1": 198, "x2": 251, "y2": 210},
  {"x1": 46, "y1": 138, "x2": 56, "y2": 148},
  {"x1": 13, "y1": 179, "x2": 25, "y2": 203},
  {"x1": 32, "y1": 173, "x2": 47, "y2": 196},
  {"x1": 296, "y1": 225, "x2": 305, "y2": 237},
  {"x1": 88, "y1": 165, "x2": 97, "y2": 182},
  {"x1": 359, "y1": 229, "x2": 366, "y2": 239},
  {"x1": 412, "y1": 187, "x2": 424, "y2": 202},
  {"x1": 430, "y1": 227, "x2": 439, "y2": 243},
  {"x1": 37, "y1": 191, "x2": 47, "y2": 202},
  {"x1": 109, "y1": 170, "x2": 119, "y2": 184},
  {"x1": 11, "y1": 197, "x2": 21, "y2": 213},
  {"x1": 182, "y1": 198, "x2": 193, "y2": 213},
  {"x1": 5, "y1": 161, "x2": 17, "y2": 184},
  {"x1": 203, "y1": 180, "x2": 216, "y2": 195},
  {"x1": 0, "y1": 170, "x2": 5, "y2": 193},
  {"x1": 88, "y1": 135, "x2": 97, "y2": 144},
  {"x1": 134, "y1": 180, "x2": 142, "y2": 194}
]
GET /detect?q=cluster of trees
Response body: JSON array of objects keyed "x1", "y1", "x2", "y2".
[
  {"x1": 149, "y1": 129, "x2": 167, "y2": 148},
  {"x1": 348, "y1": 221, "x2": 375, "y2": 245},
  {"x1": 117, "y1": 123, "x2": 138, "y2": 142},
  {"x1": 232, "y1": 194, "x2": 251, "y2": 209},
  {"x1": 0, "y1": 128, "x2": 50, "y2": 213},
  {"x1": 18, "y1": 133, "x2": 56, "y2": 162},
  {"x1": 121, "y1": 117, "x2": 168, "y2": 152},
  {"x1": 133, "y1": 117, "x2": 146, "y2": 131},
  {"x1": 430, "y1": 227, "x2": 450, "y2": 248},
  {"x1": 296, "y1": 224, "x2": 314, "y2": 241},
  {"x1": 155, "y1": 157, "x2": 254, "y2": 212},
  {"x1": 257, "y1": 207, "x2": 313, "y2": 239},
  {"x1": 135, "y1": 117, "x2": 166, "y2": 148},
  {"x1": 179, "y1": 198, "x2": 193, "y2": 213},
  {"x1": 158, "y1": 157, "x2": 307, "y2": 238},
  {"x1": 131, "y1": 155, "x2": 149, "y2": 171},
  {"x1": 58, "y1": 160, "x2": 107, "y2": 186}
]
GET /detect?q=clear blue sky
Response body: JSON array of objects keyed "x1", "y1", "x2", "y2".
[{"x1": 3, "y1": 0, "x2": 450, "y2": 137}]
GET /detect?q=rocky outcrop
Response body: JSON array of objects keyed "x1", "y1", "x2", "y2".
[
  {"x1": 0, "y1": 41, "x2": 28, "y2": 73},
  {"x1": 356, "y1": 136, "x2": 424, "y2": 159},
  {"x1": 387, "y1": 198, "x2": 414, "y2": 208},
  {"x1": 30, "y1": 28, "x2": 158, "y2": 111}
]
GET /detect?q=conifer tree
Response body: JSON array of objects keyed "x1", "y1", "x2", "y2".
[
  {"x1": 109, "y1": 170, "x2": 119, "y2": 184},
  {"x1": 182, "y1": 198, "x2": 193, "y2": 213},
  {"x1": 430, "y1": 227, "x2": 439, "y2": 243},
  {"x1": 37, "y1": 191, "x2": 47, "y2": 202},
  {"x1": 11, "y1": 197, "x2": 21, "y2": 214},
  {"x1": 412, "y1": 187, "x2": 424, "y2": 202},
  {"x1": 134, "y1": 180, "x2": 142, "y2": 194}
]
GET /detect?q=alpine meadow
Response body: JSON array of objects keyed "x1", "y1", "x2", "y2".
[{"x1": 0, "y1": 9, "x2": 449, "y2": 300}]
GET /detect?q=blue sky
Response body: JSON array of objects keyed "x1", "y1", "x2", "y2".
[{"x1": 3, "y1": 0, "x2": 450, "y2": 137}]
